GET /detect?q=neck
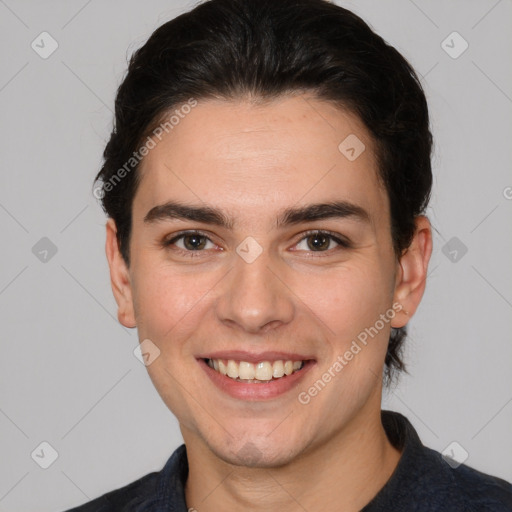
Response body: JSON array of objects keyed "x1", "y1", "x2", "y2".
[{"x1": 183, "y1": 403, "x2": 401, "y2": 512}]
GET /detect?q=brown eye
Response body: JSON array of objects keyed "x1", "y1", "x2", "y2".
[
  {"x1": 306, "y1": 233, "x2": 331, "y2": 251},
  {"x1": 163, "y1": 231, "x2": 216, "y2": 253},
  {"x1": 181, "y1": 233, "x2": 208, "y2": 250},
  {"x1": 294, "y1": 230, "x2": 351, "y2": 253}
]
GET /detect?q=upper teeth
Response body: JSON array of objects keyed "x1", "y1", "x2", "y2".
[{"x1": 207, "y1": 359, "x2": 304, "y2": 381}]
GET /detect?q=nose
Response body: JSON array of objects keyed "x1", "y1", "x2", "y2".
[{"x1": 214, "y1": 246, "x2": 295, "y2": 334}]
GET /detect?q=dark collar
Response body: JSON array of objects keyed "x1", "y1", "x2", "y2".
[{"x1": 361, "y1": 409, "x2": 428, "y2": 510}]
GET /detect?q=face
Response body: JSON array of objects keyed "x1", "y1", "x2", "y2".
[{"x1": 106, "y1": 93, "x2": 430, "y2": 468}]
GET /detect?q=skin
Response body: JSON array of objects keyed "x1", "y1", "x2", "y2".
[{"x1": 105, "y1": 93, "x2": 432, "y2": 511}]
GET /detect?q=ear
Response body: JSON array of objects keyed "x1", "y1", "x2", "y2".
[
  {"x1": 391, "y1": 215, "x2": 433, "y2": 328},
  {"x1": 105, "y1": 218, "x2": 137, "y2": 328}
]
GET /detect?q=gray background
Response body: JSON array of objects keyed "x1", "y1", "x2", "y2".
[{"x1": 0, "y1": 0, "x2": 511, "y2": 510}]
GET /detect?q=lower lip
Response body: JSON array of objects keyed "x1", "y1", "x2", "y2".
[{"x1": 198, "y1": 359, "x2": 315, "y2": 401}]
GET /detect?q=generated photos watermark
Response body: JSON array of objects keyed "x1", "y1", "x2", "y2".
[
  {"x1": 298, "y1": 302, "x2": 403, "y2": 405},
  {"x1": 93, "y1": 98, "x2": 198, "y2": 199}
]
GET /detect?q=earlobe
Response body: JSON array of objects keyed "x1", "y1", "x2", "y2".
[
  {"x1": 105, "y1": 218, "x2": 137, "y2": 328},
  {"x1": 391, "y1": 215, "x2": 433, "y2": 328}
]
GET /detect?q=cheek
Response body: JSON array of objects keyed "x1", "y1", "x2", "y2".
[
  {"x1": 132, "y1": 262, "x2": 217, "y2": 344},
  {"x1": 135, "y1": 268, "x2": 216, "y2": 420},
  {"x1": 292, "y1": 263, "x2": 392, "y2": 340}
]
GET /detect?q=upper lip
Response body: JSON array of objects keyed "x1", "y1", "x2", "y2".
[{"x1": 197, "y1": 350, "x2": 315, "y2": 363}]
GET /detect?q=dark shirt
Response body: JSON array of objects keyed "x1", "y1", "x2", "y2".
[{"x1": 62, "y1": 410, "x2": 512, "y2": 511}]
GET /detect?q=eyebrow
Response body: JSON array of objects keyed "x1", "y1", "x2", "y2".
[{"x1": 143, "y1": 200, "x2": 371, "y2": 229}]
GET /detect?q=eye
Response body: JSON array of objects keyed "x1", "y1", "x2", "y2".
[
  {"x1": 294, "y1": 230, "x2": 351, "y2": 253},
  {"x1": 163, "y1": 230, "x2": 217, "y2": 256}
]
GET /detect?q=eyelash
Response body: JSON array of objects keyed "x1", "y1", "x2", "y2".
[{"x1": 162, "y1": 229, "x2": 351, "y2": 258}]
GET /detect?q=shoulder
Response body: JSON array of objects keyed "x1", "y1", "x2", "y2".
[
  {"x1": 60, "y1": 444, "x2": 189, "y2": 511},
  {"x1": 422, "y1": 446, "x2": 512, "y2": 512},
  {"x1": 368, "y1": 411, "x2": 512, "y2": 512},
  {"x1": 393, "y1": 441, "x2": 512, "y2": 511}
]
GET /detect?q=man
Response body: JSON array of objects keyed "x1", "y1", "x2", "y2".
[{"x1": 65, "y1": 0, "x2": 512, "y2": 510}]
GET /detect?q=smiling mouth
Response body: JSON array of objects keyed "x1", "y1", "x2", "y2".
[{"x1": 204, "y1": 358, "x2": 307, "y2": 383}]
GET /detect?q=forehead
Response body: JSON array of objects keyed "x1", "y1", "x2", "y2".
[{"x1": 133, "y1": 94, "x2": 388, "y2": 229}]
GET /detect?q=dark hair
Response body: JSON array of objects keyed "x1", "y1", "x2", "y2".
[{"x1": 93, "y1": 0, "x2": 433, "y2": 386}]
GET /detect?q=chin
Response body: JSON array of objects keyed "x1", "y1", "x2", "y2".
[
  {"x1": 216, "y1": 441, "x2": 299, "y2": 469},
  {"x1": 203, "y1": 427, "x2": 305, "y2": 469}
]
